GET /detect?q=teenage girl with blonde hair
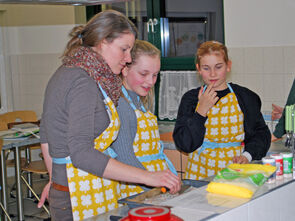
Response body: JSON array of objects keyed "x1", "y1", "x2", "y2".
[{"x1": 111, "y1": 39, "x2": 179, "y2": 198}]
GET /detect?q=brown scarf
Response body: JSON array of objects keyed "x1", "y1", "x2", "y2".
[{"x1": 62, "y1": 46, "x2": 122, "y2": 106}]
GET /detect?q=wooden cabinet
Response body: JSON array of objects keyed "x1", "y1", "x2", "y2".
[
  {"x1": 163, "y1": 149, "x2": 188, "y2": 179},
  {"x1": 160, "y1": 131, "x2": 188, "y2": 179}
]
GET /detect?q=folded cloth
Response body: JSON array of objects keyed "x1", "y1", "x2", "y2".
[{"x1": 206, "y1": 164, "x2": 276, "y2": 198}]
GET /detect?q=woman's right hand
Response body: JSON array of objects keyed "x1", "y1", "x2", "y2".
[
  {"x1": 143, "y1": 170, "x2": 181, "y2": 194},
  {"x1": 103, "y1": 159, "x2": 181, "y2": 194},
  {"x1": 196, "y1": 83, "x2": 219, "y2": 117}
]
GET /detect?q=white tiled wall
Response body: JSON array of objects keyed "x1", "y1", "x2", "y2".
[
  {"x1": 5, "y1": 52, "x2": 62, "y2": 176},
  {"x1": 2, "y1": 24, "x2": 74, "y2": 118},
  {"x1": 10, "y1": 53, "x2": 61, "y2": 117},
  {"x1": 228, "y1": 46, "x2": 295, "y2": 113}
]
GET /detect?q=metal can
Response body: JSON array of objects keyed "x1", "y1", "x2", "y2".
[
  {"x1": 282, "y1": 152, "x2": 293, "y2": 177},
  {"x1": 270, "y1": 153, "x2": 283, "y2": 179},
  {"x1": 262, "y1": 157, "x2": 276, "y2": 183}
]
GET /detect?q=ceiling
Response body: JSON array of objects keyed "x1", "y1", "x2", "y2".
[{"x1": 0, "y1": 0, "x2": 126, "y2": 6}]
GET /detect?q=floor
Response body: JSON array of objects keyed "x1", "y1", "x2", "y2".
[{"x1": 3, "y1": 174, "x2": 51, "y2": 221}]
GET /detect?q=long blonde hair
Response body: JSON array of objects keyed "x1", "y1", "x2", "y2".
[
  {"x1": 63, "y1": 10, "x2": 137, "y2": 58},
  {"x1": 125, "y1": 40, "x2": 160, "y2": 111}
]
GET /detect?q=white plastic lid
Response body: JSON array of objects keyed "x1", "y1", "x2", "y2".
[
  {"x1": 270, "y1": 153, "x2": 283, "y2": 159},
  {"x1": 262, "y1": 157, "x2": 275, "y2": 164},
  {"x1": 281, "y1": 152, "x2": 293, "y2": 158}
]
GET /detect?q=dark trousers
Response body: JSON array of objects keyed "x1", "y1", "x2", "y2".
[{"x1": 49, "y1": 186, "x2": 73, "y2": 221}]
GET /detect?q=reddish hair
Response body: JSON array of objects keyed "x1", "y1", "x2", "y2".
[{"x1": 195, "y1": 41, "x2": 229, "y2": 65}]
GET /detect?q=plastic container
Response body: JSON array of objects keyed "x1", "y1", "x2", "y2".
[
  {"x1": 120, "y1": 206, "x2": 183, "y2": 221},
  {"x1": 270, "y1": 153, "x2": 284, "y2": 179},
  {"x1": 262, "y1": 157, "x2": 276, "y2": 183},
  {"x1": 282, "y1": 152, "x2": 293, "y2": 177}
]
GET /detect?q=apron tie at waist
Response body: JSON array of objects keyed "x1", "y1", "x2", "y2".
[
  {"x1": 103, "y1": 147, "x2": 118, "y2": 158},
  {"x1": 52, "y1": 156, "x2": 72, "y2": 164},
  {"x1": 137, "y1": 141, "x2": 178, "y2": 176},
  {"x1": 52, "y1": 148, "x2": 117, "y2": 166},
  {"x1": 197, "y1": 141, "x2": 242, "y2": 155}
]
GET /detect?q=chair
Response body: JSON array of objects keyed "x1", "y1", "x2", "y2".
[
  {"x1": 20, "y1": 160, "x2": 50, "y2": 216},
  {"x1": 0, "y1": 111, "x2": 38, "y2": 124},
  {"x1": 0, "y1": 139, "x2": 12, "y2": 221},
  {"x1": 0, "y1": 111, "x2": 50, "y2": 217},
  {"x1": 0, "y1": 120, "x2": 8, "y2": 131}
]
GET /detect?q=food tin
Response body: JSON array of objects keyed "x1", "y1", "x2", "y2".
[
  {"x1": 262, "y1": 157, "x2": 276, "y2": 183},
  {"x1": 270, "y1": 153, "x2": 283, "y2": 179},
  {"x1": 281, "y1": 152, "x2": 293, "y2": 177}
]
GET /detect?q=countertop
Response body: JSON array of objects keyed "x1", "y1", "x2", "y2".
[
  {"x1": 84, "y1": 138, "x2": 294, "y2": 221},
  {"x1": 84, "y1": 174, "x2": 294, "y2": 221}
]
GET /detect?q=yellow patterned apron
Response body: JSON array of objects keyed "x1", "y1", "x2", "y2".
[
  {"x1": 119, "y1": 87, "x2": 177, "y2": 199},
  {"x1": 53, "y1": 84, "x2": 120, "y2": 220},
  {"x1": 185, "y1": 83, "x2": 245, "y2": 180}
]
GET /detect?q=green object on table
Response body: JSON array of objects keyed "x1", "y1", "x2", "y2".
[{"x1": 285, "y1": 105, "x2": 294, "y2": 132}]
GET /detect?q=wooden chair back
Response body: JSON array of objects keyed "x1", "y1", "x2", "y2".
[
  {"x1": 0, "y1": 111, "x2": 38, "y2": 126},
  {"x1": 0, "y1": 120, "x2": 8, "y2": 131},
  {"x1": 0, "y1": 111, "x2": 40, "y2": 163}
]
